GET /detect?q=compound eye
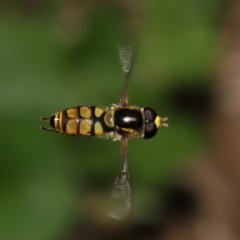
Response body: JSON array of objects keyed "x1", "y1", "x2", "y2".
[
  {"x1": 50, "y1": 115, "x2": 56, "y2": 129},
  {"x1": 144, "y1": 107, "x2": 157, "y2": 123},
  {"x1": 143, "y1": 122, "x2": 158, "y2": 139}
]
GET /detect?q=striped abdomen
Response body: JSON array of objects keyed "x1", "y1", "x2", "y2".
[{"x1": 53, "y1": 106, "x2": 112, "y2": 136}]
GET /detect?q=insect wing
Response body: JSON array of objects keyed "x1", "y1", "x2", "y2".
[
  {"x1": 108, "y1": 138, "x2": 132, "y2": 220},
  {"x1": 117, "y1": 43, "x2": 133, "y2": 75},
  {"x1": 116, "y1": 43, "x2": 134, "y2": 106}
]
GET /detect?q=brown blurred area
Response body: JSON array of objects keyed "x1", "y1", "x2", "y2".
[{"x1": 162, "y1": 2, "x2": 240, "y2": 240}]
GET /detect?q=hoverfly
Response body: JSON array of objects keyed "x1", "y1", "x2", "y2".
[{"x1": 39, "y1": 43, "x2": 168, "y2": 220}]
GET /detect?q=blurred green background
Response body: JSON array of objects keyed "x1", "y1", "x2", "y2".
[{"x1": 0, "y1": 0, "x2": 222, "y2": 239}]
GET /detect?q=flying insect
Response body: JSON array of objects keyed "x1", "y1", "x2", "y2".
[{"x1": 39, "y1": 43, "x2": 168, "y2": 220}]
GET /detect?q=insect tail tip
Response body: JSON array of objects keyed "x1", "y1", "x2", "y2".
[{"x1": 39, "y1": 126, "x2": 43, "y2": 130}]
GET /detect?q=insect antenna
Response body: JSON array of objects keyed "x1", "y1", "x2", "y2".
[{"x1": 161, "y1": 117, "x2": 169, "y2": 128}]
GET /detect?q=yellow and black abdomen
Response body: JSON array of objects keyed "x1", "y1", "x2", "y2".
[{"x1": 52, "y1": 106, "x2": 113, "y2": 136}]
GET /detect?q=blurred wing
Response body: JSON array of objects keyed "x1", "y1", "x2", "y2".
[
  {"x1": 116, "y1": 43, "x2": 134, "y2": 106},
  {"x1": 108, "y1": 138, "x2": 132, "y2": 220}
]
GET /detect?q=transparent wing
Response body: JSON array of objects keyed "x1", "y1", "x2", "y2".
[
  {"x1": 108, "y1": 138, "x2": 132, "y2": 220},
  {"x1": 116, "y1": 43, "x2": 134, "y2": 106}
]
